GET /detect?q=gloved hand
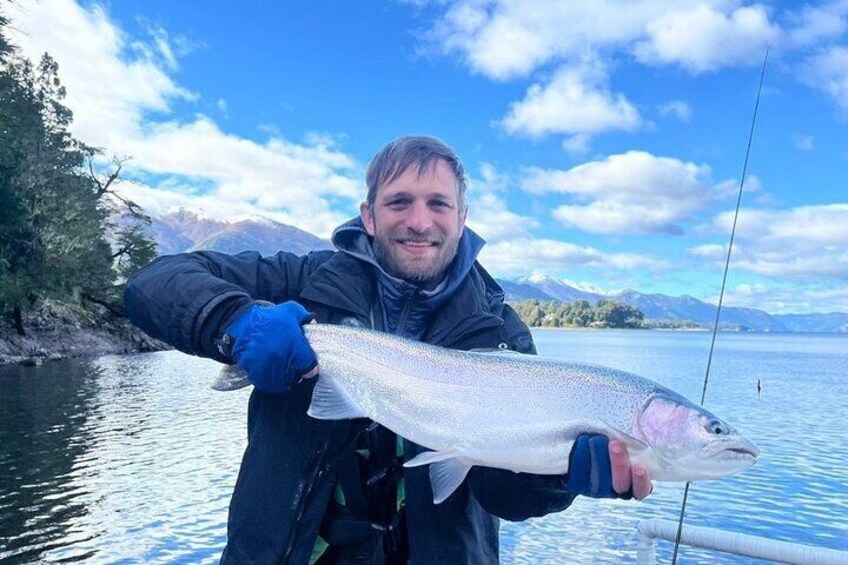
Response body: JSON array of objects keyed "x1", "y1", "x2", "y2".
[
  {"x1": 564, "y1": 433, "x2": 632, "y2": 499},
  {"x1": 224, "y1": 301, "x2": 317, "y2": 393}
]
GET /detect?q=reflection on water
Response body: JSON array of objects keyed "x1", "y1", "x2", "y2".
[
  {"x1": 1, "y1": 354, "x2": 248, "y2": 563},
  {"x1": 1, "y1": 331, "x2": 847, "y2": 563}
]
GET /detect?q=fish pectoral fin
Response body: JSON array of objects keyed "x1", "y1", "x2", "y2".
[
  {"x1": 606, "y1": 426, "x2": 650, "y2": 452},
  {"x1": 404, "y1": 450, "x2": 460, "y2": 468},
  {"x1": 429, "y1": 458, "x2": 473, "y2": 505},
  {"x1": 307, "y1": 375, "x2": 367, "y2": 420}
]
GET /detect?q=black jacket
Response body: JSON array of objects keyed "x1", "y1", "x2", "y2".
[{"x1": 125, "y1": 248, "x2": 576, "y2": 564}]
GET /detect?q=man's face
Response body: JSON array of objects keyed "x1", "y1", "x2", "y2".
[{"x1": 360, "y1": 159, "x2": 467, "y2": 287}]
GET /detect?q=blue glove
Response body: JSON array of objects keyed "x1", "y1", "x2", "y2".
[
  {"x1": 224, "y1": 301, "x2": 317, "y2": 393},
  {"x1": 565, "y1": 434, "x2": 631, "y2": 499}
]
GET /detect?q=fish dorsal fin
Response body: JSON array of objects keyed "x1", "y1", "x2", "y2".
[
  {"x1": 429, "y1": 458, "x2": 473, "y2": 504},
  {"x1": 468, "y1": 347, "x2": 521, "y2": 355},
  {"x1": 307, "y1": 375, "x2": 367, "y2": 420},
  {"x1": 404, "y1": 449, "x2": 459, "y2": 468}
]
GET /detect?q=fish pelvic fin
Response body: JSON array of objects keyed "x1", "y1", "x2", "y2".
[
  {"x1": 404, "y1": 450, "x2": 460, "y2": 468},
  {"x1": 429, "y1": 458, "x2": 474, "y2": 504},
  {"x1": 307, "y1": 375, "x2": 367, "y2": 420}
]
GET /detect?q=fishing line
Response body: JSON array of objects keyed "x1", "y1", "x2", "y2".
[{"x1": 669, "y1": 48, "x2": 769, "y2": 565}]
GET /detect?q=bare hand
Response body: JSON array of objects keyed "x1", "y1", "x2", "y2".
[{"x1": 610, "y1": 440, "x2": 654, "y2": 500}]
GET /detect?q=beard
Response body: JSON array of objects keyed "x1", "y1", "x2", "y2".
[{"x1": 372, "y1": 228, "x2": 461, "y2": 288}]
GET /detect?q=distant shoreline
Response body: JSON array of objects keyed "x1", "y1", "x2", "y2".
[
  {"x1": 527, "y1": 326, "x2": 847, "y2": 334},
  {"x1": 0, "y1": 300, "x2": 168, "y2": 367}
]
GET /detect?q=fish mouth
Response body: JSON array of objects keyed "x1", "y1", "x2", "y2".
[
  {"x1": 703, "y1": 437, "x2": 760, "y2": 462},
  {"x1": 718, "y1": 440, "x2": 760, "y2": 460},
  {"x1": 726, "y1": 447, "x2": 758, "y2": 458}
]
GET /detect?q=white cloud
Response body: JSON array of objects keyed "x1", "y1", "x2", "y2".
[
  {"x1": 5, "y1": 0, "x2": 365, "y2": 238},
  {"x1": 634, "y1": 4, "x2": 780, "y2": 73},
  {"x1": 501, "y1": 60, "x2": 642, "y2": 139},
  {"x1": 465, "y1": 165, "x2": 537, "y2": 243},
  {"x1": 479, "y1": 238, "x2": 669, "y2": 277},
  {"x1": 113, "y1": 179, "x2": 349, "y2": 236},
  {"x1": 428, "y1": 1, "x2": 787, "y2": 80},
  {"x1": 800, "y1": 45, "x2": 848, "y2": 108},
  {"x1": 688, "y1": 243, "x2": 726, "y2": 260},
  {"x1": 466, "y1": 193, "x2": 538, "y2": 243},
  {"x1": 5, "y1": 0, "x2": 193, "y2": 149},
  {"x1": 216, "y1": 98, "x2": 229, "y2": 117},
  {"x1": 425, "y1": 1, "x2": 787, "y2": 143},
  {"x1": 562, "y1": 134, "x2": 592, "y2": 156},
  {"x1": 709, "y1": 204, "x2": 848, "y2": 279},
  {"x1": 793, "y1": 133, "x2": 815, "y2": 151},
  {"x1": 430, "y1": 0, "x2": 715, "y2": 81},
  {"x1": 522, "y1": 151, "x2": 734, "y2": 235},
  {"x1": 786, "y1": 0, "x2": 848, "y2": 48},
  {"x1": 475, "y1": 162, "x2": 510, "y2": 192},
  {"x1": 710, "y1": 282, "x2": 848, "y2": 314},
  {"x1": 658, "y1": 100, "x2": 692, "y2": 122}
]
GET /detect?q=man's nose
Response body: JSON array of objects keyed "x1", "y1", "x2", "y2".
[{"x1": 405, "y1": 202, "x2": 434, "y2": 233}]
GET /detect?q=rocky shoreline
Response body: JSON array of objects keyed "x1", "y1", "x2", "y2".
[{"x1": 0, "y1": 299, "x2": 169, "y2": 367}]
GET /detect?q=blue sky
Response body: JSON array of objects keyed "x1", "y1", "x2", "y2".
[{"x1": 5, "y1": 0, "x2": 847, "y2": 313}]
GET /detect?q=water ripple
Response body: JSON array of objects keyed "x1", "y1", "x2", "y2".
[{"x1": 1, "y1": 332, "x2": 846, "y2": 563}]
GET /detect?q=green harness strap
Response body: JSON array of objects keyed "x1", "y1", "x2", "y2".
[{"x1": 309, "y1": 428, "x2": 406, "y2": 564}]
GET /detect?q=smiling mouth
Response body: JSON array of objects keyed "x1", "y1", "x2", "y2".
[{"x1": 397, "y1": 240, "x2": 438, "y2": 248}]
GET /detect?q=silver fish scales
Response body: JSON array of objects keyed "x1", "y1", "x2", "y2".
[{"x1": 215, "y1": 324, "x2": 759, "y2": 504}]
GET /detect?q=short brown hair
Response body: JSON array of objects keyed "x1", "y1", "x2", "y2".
[{"x1": 365, "y1": 135, "x2": 467, "y2": 211}]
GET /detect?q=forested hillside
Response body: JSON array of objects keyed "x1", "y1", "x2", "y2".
[{"x1": 0, "y1": 11, "x2": 156, "y2": 336}]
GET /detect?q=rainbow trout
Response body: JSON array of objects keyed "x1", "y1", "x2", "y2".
[{"x1": 214, "y1": 324, "x2": 759, "y2": 503}]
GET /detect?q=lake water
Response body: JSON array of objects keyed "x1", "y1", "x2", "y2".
[{"x1": 1, "y1": 329, "x2": 846, "y2": 564}]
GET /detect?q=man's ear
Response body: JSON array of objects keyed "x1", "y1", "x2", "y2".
[{"x1": 360, "y1": 202, "x2": 376, "y2": 236}]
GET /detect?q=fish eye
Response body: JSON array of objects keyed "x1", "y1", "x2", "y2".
[{"x1": 708, "y1": 419, "x2": 727, "y2": 435}]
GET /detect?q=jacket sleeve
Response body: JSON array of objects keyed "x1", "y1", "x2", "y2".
[
  {"x1": 123, "y1": 250, "x2": 333, "y2": 362},
  {"x1": 468, "y1": 468, "x2": 575, "y2": 522}
]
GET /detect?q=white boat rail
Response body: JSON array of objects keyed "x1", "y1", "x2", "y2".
[{"x1": 636, "y1": 518, "x2": 848, "y2": 565}]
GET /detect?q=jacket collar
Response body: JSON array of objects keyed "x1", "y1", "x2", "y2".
[
  {"x1": 330, "y1": 216, "x2": 486, "y2": 298},
  {"x1": 299, "y1": 249, "x2": 507, "y2": 348},
  {"x1": 299, "y1": 252, "x2": 375, "y2": 321}
]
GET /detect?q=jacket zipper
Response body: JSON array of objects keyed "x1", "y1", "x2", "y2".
[{"x1": 395, "y1": 291, "x2": 417, "y2": 337}]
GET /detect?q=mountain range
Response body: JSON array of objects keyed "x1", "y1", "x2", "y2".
[
  {"x1": 500, "y1": 275, "x2": 847, "y2": 333},
  {"x1": 146, "y1": 211, "x2": 848, "y2": 333},
  {"x1": 150, "y1": 209, "x2": 334, "y2": 257}
]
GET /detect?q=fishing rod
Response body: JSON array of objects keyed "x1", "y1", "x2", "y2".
[{"x1": 669, "y1": 48, "x2": 770, "y2": 565}]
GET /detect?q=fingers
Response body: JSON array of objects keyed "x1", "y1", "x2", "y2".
[
  {"x1": 609, "y1": 440, "x2": 654, "y2": 500},
  {"x1": 632, "y1": 465, "x2": 653, "y2": 500},
  {"x1": 609, "y1": 440, "x2": 632, "y2": 496}
]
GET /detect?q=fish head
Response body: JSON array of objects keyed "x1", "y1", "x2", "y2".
[{"x1": 636, "y1": 393, "x2": 760, "y2": 481}]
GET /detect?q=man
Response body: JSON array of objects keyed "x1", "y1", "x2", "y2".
[{"x1": 125, "y1": 135, "x2": 652, "y2": 564}]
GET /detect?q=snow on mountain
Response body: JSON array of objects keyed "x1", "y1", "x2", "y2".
[
  {"x1": 150, "y1": 210, "x2": 333, "y2": 257},
  {"x1": 142, "y1": 216, "x2": 846, "y2": 332}
]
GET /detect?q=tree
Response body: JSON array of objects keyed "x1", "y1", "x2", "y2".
[
  {"x1": 0, "y1": 18, "x2": 157, "y2": 331},
  {"x1": 510, "y1": 298, "x2": 645, "y2": 329}
]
